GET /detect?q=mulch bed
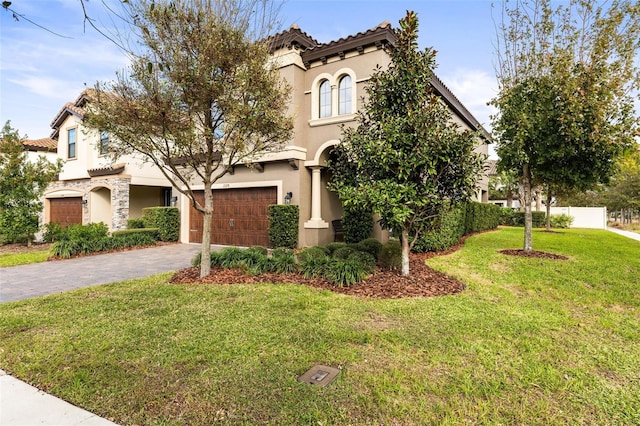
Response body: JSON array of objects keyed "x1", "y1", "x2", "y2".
[
  {"x1": 170, "y1": 239, "x2": 471, "y2": 299},
  {"x1": 499, "y1": 249, "x2": 569, "y2": 260}
]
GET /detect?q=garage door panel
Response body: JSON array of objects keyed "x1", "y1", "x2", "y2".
[
  {"x1": 190, "y1": 187, "x2": 276, "y2": 246},
  {"x1": 49, "y1": 197, "x2": 83, "y2": 227}
]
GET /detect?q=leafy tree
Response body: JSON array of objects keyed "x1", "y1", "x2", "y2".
[
  {"x1": 329, "y1": 11, "x2": 484, "y2": 276},
  {"x1": 491, "y1": 0, "x2": 639, "y2": 249},
  {"x1": 489, "y1": 170, "x2": 520, "y2": 207},
  {"x1": 85, "y1": 0, "x2": 292, "y2": 277},
  {"x1": 0, "y1": 122, "x2": 62, "y2": 245},
  {"x1": 602, "y1": 147, "x2": 640, "y2": 215}
]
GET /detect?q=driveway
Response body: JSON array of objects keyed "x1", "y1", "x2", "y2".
[{"x1": 0, "y1": 243, "x2": 202, "y2": 303}]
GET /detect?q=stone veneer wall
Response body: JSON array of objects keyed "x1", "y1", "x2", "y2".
[{"x1": 45, "y1": 176, "x2": 131, "y2": 230}]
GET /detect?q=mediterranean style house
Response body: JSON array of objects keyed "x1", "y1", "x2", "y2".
[
  {"x1": 43, "y1": 91, "x2": 175, "y2": 230},
  {"x1": 42, "y1": 21, "x2": 490, "y2": 248}
]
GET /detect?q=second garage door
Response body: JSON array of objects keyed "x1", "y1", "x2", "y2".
[
  {"x1": 49, "y1": 197, "x2": 83, "y2": 227},
  {"x1": 190, "y1": 187, "x2": 277, "y2": 247}
]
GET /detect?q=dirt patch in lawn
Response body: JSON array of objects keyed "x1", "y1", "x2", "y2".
[
  {"x1": 0, "y1": 243, "x2": 52, "y2": 254},
  {"x1": 499, "y1": 249, "x2": 569, "y2": 260},
  {"x1": 171, "y1": 241, "x2": 469, "y2": 300}
]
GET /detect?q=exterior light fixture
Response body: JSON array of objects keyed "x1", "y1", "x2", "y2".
[{"x1": 284, "y1": 192, "x2": 293, "y2": 205}]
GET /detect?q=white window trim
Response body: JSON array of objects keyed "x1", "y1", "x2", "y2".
[{"x1": 309, "y1": 68, "x2": 357, "y2": 124}]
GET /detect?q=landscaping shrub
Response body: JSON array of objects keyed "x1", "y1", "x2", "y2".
[
  {"x1": 295, "y1": 246, "x2": 328, "y2": 263},
  {"x1": 499, "y1": 208, "x2": 516, "y2": 226},
  {"x1": 414, "y1": 205, "x2": 465, "y2": 253},
  {"x1": 342, "y1": 203, "x2": 373, "y2": 244},
  {"x1": 271, "y1": 247, "x2": 297, "y2": 273},
  {"x1": 111, "y1": 232, "x2": 157, "y2": 248},
  {"x1": 325, "y1": 242, "x2": 347, "y2": 256},
  {"x1": 142, "y1": 207, "x2": 179, "y2": 242},
  {"x1": 112, "y1": 228, "x2": 160, "y2": 240},
  {"x1": 326, "y1": 258, "x2": 368, "y2": 287},
  {"x1": 347, "y1": 250, "x2": 377, "y2": 274},
  {"x1": 268, "y1": 205, "x2": 299, "y2": 249},
  {"x1": 127, "y1": 218, "x2": 146, "y2": 229},
  {"x1": 464, "y1": 202, "x2": 502, "y2": 234},
  {"x1": 218, "y1": 247, "x2": 246, "y2": 269},
  {"x1": 511, "y1": 211, "x2": 546, "y2": 227},
  {"x1": 43, "y1": 222, "x2": 65, "y2": 243},
  {"x1": 350, "y1": 238, "x2": 383, "y2": 259},
  {"x1": 378, "y1": 239, "x2": 402, "y2": 270},
  {"x1": 333, "y1": 246, "x2": 356, "y2": 260},
  {"x1": 550, "y1": 214, "x2": 574, "y2": 229},
  {"x1": 299, "y1": 254, "x2": 331, "y2": 279}
]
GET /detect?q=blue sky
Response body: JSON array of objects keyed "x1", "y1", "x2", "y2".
[{"x1": 0, "y1": 0, "x2": 499, "y2": 147}]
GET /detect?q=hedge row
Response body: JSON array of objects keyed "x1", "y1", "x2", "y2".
[{"x1": 414, "y1": 201, "x2": 502, "y2": 253}]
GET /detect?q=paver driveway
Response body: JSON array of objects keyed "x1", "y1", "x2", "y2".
[{"x1": 0, "y1": 243, "x2": 202, "y2": 303}]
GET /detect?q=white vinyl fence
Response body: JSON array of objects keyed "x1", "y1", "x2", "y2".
[{"x1": 548, "y1": 207, "x2": 607, "y2": 229}]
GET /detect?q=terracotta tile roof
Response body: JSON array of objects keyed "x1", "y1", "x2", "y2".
[
  {"x1": 49, "y1": 88, "x2": 96, "y2": 138},
  {"x1": 23, "y1": 137, "x2": 57, "y2": 152},
  {"x1": 268, "y1": 24, "x2": 318, "y2": 52},
  {"x1": 301, "y1": 21, "x2": 396, "y2": 67}
]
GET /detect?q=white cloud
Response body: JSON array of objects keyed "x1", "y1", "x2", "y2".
[{"x1": 440, "y1": 68, "x2": 498, "y2": 130}]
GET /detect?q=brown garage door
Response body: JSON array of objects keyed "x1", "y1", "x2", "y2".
[
  {"x1": 49, "y1": 197, "x2": 83, "y2": 227},
  {"x1": 190, "y1": 187, "x2": 277, "y2": 247}
]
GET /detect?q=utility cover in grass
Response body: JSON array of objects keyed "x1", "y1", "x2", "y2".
[{"x1": 297, "y1": 365, "x2": 340, "y2": 387}]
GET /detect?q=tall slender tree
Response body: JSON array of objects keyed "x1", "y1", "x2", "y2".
[
  {"x1": 0, "y1": 122, "x2": 62, "y2": 245},
  {"x1": 85, "y1": 0, "x2": 292, "y2": 277},
  {"x1": 491, "y1": 0, "x2": 639, "y2": 251},
  {"x1": 329, "y1": 11, "x2": 484, "y2": 276}
]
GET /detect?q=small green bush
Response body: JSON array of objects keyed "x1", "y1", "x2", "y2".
[
  {"x1": 550, "y1": 214, "x2": 574, "y2": 229},
  {"x1": 342, "y1": 203, "x2": 374, "y2": 244},
  {"x1": 326, "y1": 259, "x2": 368, "y2": 287},
  {"x1": 43, "y1": 222, "x2": 65, "y2": 243},
  {"x1": 379, "y1": 239, "x2": 402, "y2": 270},
  {"x1": 112, "y1": 228, "x2": 160, "y2": 240},
  {"x1": 325, "y1": 242, "x2": 347, "y2": 256},
  {"x1": 127, "y1": 218, "x2": 146, "y2": 229},
  {"x1": 333, "y1": 246, "x2": 356, "y2": 260},
  {"x1": 142, "y1": 207, "x2": 179, "y2": 242},
  {"x1": 296, "y1": 246, "x2": 328, "y2": 263},
  {"x1": 511, "y1": 211, "x2": 546, "y2": 227},
  {"x1": 299, "y1": 255, "x2": 331, "y2": 279},
  {"x1": 268, "y1": 205, "x2": 299, "y2": 249},
  {"x1": 270, "y1": 247, "x2": 297, "y2": 274},
  {"x1": 351, "y1": 238, "x2": 383, "y2": 258},
  {"x1": 499, "y1": 208, "x2": 516, "y2": 226},
  {"x1": 218, "y1": 247, "x2": 246, "y2": 269},
  {"x1": 347, "y1": 250, "x2": 377, "y2": 274},
  {"x1": 50, "y1": 240, "x2": 78, "y2": 258}
]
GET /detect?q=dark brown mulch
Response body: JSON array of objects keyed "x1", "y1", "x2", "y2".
[
  {"x1": 170, "y1": 248, "x2": 467, "y2": 300},
  {"x1": 499, "y1": 249, "x2": 569, "y2": 260}
]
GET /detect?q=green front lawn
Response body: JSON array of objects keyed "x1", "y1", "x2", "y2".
[
  {"x1": 1, "y1": 228, "x2": 638, "y2": 425},
  {"x1": 0, "y1": 250, "x2": 50, "y2": 267}
]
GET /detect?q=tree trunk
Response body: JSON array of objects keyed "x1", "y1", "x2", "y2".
[
  {"x1": 545, "y1": 192, "x2": 552, "y2": 231},
  {"x1": 200, "y1": 182, "x2": 214, "y2": 278},
  {"x1": 401, "y1": 226, "x2": 410, "y2": 276},
  {"x1": 523, "y1": 164, "x2": 533, "y2": 252},
  {"x1": 535, "y1": 186, "x2": 542, "y2": 211},
  {"x1": 506, "y1": 190, "x2": 513, "y2": 208}
]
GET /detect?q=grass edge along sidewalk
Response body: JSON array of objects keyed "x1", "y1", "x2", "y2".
[{"x1": 0, "y1": 228, "x2": 639, "y2": 425}]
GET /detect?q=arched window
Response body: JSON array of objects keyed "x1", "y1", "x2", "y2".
[
  {"x1": 338, "y1": 75, "x2": 352, "y2": 115},
  {"x1": 319, "y1": 79, "x2": 331, "y2": 118}
]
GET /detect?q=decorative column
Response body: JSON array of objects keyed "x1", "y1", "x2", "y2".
[{"x1": 304, "y1": 166, "x2": 329, "y2": 228}]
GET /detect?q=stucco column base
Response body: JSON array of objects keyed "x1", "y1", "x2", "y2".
[{"x1": 304, "y1": 219, "x2": 329, "y2": 229}]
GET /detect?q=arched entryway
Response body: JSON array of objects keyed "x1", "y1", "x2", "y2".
[{"x1": 89, "y1": 186, "x2": 112, "y2": 228}]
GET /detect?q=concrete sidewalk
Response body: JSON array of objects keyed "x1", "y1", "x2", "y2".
[
  {"x1": 0, "y1": 370, "x2": 118, "y2": 425},
  {"x1": 607, "y1": 227, "x2": 640, "y2": 242},
  {"x1": 1, "y1": 243, "x2": 206, "y2": 425}
]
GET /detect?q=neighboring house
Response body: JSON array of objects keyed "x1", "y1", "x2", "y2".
[
  {"x1": 41, "y1": 21, "x2": 490, "y2": 247},
  {"x1": 22, "y1": 137, "x2": 58, "y2": 163},
  {"x1": 177, "y1": 22, "x2": 490, "y2": 247},
  {"x1": 43, "y1": 90, "x2": 176, "y2": 230}
]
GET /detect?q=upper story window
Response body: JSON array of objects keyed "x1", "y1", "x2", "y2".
[
  {"x1": 319, "y1": 79, "x2": 331, "y2": 118},
  {"x1": 67, "y1": 128, "x2": 76, "y2": 159},
  {"x1": 338, "y1": 75, "x2": 352, "y2": 115},
  {"x1": 99, "y1": 131, "x2": 109, "y2": 155}
]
